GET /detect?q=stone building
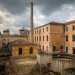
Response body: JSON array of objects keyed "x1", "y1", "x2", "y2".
[
  {"x1": 11, "y1": 39, "x2": 38, "y2": 58},
  {"x1": 33, "y1": 22, "x2": 65, "y2": 53},
  {"x1": 65, "y1": 20, "x2": 75, "y2": 54}
]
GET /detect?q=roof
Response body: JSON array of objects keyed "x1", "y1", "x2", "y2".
[
  {"x1": 0, "y1": 34, "x2": 28, "y2": 37},
  {"x1": 50, "y1": 21, "x2": 64, "y2": 25},
  {"x1": 65, "y1": 20, "x2": 75, "y2": 25},
  {"x1": 34, "y1": 21, "x2": 64, "y2": 29},
  {"x1": 11, "y1": 39, "x2": 37, "y2": 46}
]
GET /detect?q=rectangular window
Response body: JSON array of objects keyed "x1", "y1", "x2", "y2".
[
  {"x1": 35, "y1": 36, "x2": 36, "y2": 42},
  {"x1": 66, "y1": 47, "x2": 68, "y2": 53},
  {"x1": 37, "y1": 36, "x2": 38, "y2": 41},
  {"x1": 39, "y1": 36, "x2": 41, "y2": 41},
  {"x1": 47, "y1": 35, "x2": 48, "y2": 41},
  {"x1": 72, "y1": 35, "x2": 75, "y2": 41},
  {"x1": 19, "y1": 48, "x2": 22, "y2": 55},
  {"x1": 66, "y1": 35, "x2": 68, "y2": 41},
  {"x1": 43, "y1": 36, "x2": 44, "y2": 41},
  {"x1": 73, "y1": 47, "x2": 75, "y2": 54},
  {"x1": 73, "y1": 26, "x2": 75, "y2": 30},
  {"x1": 29, "y1": 47, "x2": 33, "y2": 54}
]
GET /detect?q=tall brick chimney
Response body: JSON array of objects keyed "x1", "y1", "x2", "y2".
[{"x1": 30, "y1": 0, "x2": 34, "y2": 42}]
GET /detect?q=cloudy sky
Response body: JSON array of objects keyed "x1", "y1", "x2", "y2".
[{"x1": 0, "y1": 0, "x2": 75, "y2": 34}]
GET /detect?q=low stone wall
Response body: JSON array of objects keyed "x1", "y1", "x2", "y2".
[{"x1": 51, "y1": 58, "x2": 72, "y2": 75}]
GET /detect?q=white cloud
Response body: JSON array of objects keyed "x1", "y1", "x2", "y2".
[
  {"x1": 33, "y1": 4, "x2": 75, "y2": 26},
  {"x1": 0, "y1": 3, "x2": 75, "y2": 34},
  {"x1": 33, "y1": 5, "x2": 50, "y2": 26},
  {"x1": 49, "y1": 4, "x2": 75, "y2": 22},
  {"x1": 0, "y1": 9, "x2": 27, "y2": 34},
  {"x1": 32, "y1": 4, "x2": 75, "y2": 26}
]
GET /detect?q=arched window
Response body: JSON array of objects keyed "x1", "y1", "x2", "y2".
[{"x1": 29, "y1": 47, "x2": 33, "y2": 54}]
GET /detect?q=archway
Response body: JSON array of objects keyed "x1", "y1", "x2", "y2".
[{"x1": 29, "y1": 47, "x2": 33, "y2": 54}]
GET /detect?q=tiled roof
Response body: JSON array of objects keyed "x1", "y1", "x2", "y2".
[{"x1": 11, "y1": 39, "x2": 37, "y2": 46}]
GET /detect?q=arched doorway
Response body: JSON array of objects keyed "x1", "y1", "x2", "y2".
[{"x1": 29, "y1": 47, "x2": 33, "y2": 54}]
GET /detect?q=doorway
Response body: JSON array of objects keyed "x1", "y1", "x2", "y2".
[{"x1": 19, "y1": 48, "x2": 22, "y2": 55}]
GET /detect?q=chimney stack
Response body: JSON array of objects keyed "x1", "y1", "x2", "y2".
[{"x1": 30, "y1": 0, "x2": 34, "y2": 42}]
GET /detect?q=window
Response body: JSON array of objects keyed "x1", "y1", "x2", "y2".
[
  {"x1": 29, "y1": 47, "x2": 33, "y2": 54},
  {"x1": 73, "y1": 47, "x2": 75, "y2": 54},
  {"x1": 19, "y1": 48, "x2": 22, "y2": 55},
  {"x1": 37, "y1": 36, "x2": 38, "y2": 41},
  {"x1": 39, "y1": 36, "x2": 41, "y2": 41},
  {"x1": 35, "y1": 36, "x2": 36, "y2": 42},
  {"x1": 43, "y1": 36, "x2": 44, "y2": 41},
  {"x1": 72, "y1": 26, "x2": 75, "y2": 30},
  {"x1": 43, "y1": 28, "x2": 44, "y2": 32},
  {"x1": 66, "y1": 35, "x2": 68, "y2": 41},
  {"x1": 46, "y1": 27, "x2": 48, "y2": 31},
  {"x1": 66, "y1": 47, "x2": 68, "y2": 53},
  {"x1": 72, "y1": 35, "x2": 75, "y2": 41},
  {"x1": 47, "y1": 35, "x2": 48, "y2": 41}
]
